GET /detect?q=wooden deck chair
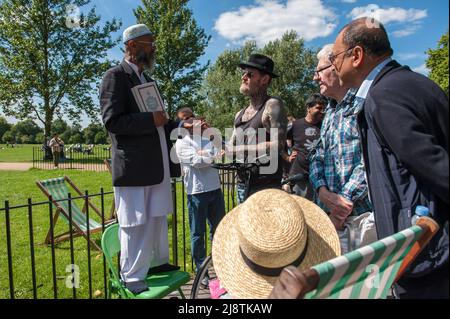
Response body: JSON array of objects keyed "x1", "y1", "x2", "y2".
[
  {"x1": 301, "y1": 217, "x2": 439, "y2": 299},
  {"x1": 101, "y1": 223, "x2": 191, "y2": 299},
  {"x1": 36, "y1": 176, "x2": 114, "y2": 251}
]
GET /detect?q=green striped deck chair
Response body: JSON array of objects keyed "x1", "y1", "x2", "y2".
[
  {"x1": 102, "y1": 223, "x2": 191, "y2": 299},
  {"x1": 37, "y1": 176, "x2": 114, "y2": 251},
  {"x1": 303, "y1": 217, "x2": 439, "y2": 299}
]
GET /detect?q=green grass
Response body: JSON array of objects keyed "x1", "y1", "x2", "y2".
[
  {"x1": 0, "y1": 144, "x2": 111, "y2": 163},
  {"x1": 0, "y1": 169, "x2": 236, "y2": 299},
  {"x1": 0, "y1": 144, "x2": 35, "y2": 162}
]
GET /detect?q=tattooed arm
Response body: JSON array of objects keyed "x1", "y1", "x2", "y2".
[{"x1": 262, "y1": 97, "x2": 287, "y2": 154}]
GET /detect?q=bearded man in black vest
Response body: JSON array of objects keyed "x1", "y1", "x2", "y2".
[{"x1": 228, "y1": 54, "x2": 288, "y2": 204}]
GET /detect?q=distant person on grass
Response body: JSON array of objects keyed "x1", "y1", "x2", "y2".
[{"x1": 48, "y1": 133, "x2": 64, "y2": 169}]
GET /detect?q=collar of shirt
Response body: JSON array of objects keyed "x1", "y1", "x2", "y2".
[
  {"x1": 356, "y1": 57, "x2": 392, "y2": 100},
  {"x1": 125, "y1": 59, "x2": 147, "y2": 83}
]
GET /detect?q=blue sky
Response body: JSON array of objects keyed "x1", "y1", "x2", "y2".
[
  {"x1": 3, "y1": 0, "x2": 449, "y2": 126},
  {"x1": 92, "y1": 0, "x2": 448, "y2": 74}
]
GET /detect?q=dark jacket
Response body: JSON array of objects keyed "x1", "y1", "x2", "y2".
[
  {"x1": 100, "y1": 60, "x2": 180, "y2": 186},
  {"x1": 358, "y1": 60, "x2": 449, "y2": 282}
]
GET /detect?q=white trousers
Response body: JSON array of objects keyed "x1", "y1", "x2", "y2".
[
  {"x1": 119, "y1": 216, "x2": 169, "y2": 283},
  {"x1": 338, "y1": 212, "x2": 378, "y2": 255}
]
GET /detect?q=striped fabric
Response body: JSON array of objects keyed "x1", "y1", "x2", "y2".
[
  {"x1": 305, "y1": 225, "x2": 423, "y2": 299},
  {"x1": 41, "y1": 178, "x2": 101, "y2": 232}
]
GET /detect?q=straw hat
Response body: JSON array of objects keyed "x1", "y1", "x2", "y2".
[{"x1": 212, "y1": 189, "x2": 341, "y2": 299}]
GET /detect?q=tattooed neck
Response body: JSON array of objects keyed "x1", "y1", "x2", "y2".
[{"x1": 249, "y1": 91, "x2": 269, "y2": 109}]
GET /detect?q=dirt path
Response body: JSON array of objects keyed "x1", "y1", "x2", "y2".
[{"x1": 0, "y1": 163, "x2": 33, "y2": 171}]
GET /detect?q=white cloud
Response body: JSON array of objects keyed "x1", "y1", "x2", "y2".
[
  {"x1": 348, "y1": 4, "x2": 427, "y2": 38},
  {"x1": 214, "y1": 0, "x2": 337, "y2": 46},
  {"x1": 348, "y1": 4, "x2": 427, "y2": 25},
  {"x1": 342, "y1": 0, "x2": 357, "y2": 3},
  {"x1": 392, "y1": 25, "x2": 421, "y2": 38},
  {"x1": 412, "y1": 63, "x2": 430, "y2": 76},
  {"x1": 397, "y1": 52, "x2": 426, "y2": 61}
]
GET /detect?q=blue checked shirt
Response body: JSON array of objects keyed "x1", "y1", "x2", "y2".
[{"x1": 309, "y1": 89, "x2": 372, "y2": 215}]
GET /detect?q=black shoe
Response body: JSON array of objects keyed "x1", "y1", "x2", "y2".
[
  {"x1": 148, "y1": 263, "x2": 180, "y2": 275},
  {"x1": 125, "y1": 281, "x2": 149, "y2": 294}
]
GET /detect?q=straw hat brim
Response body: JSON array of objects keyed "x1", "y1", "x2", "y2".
[{"x1": 212, "y1": 195, "x2": 341, "y2": 299}]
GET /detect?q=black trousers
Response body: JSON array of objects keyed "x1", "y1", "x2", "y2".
[{"x1": 395, "y1": 263, "x2": 449, "y2": 299}]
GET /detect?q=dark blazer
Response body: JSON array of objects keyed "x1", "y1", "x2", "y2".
[
  {"x1": 100, "y1": 61, "x2": 180, "y2": 187},
  {"x1": 358, "y1": 60, "x2": 449, "y2": 285}
]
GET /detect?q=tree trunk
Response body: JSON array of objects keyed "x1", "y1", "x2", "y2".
[
  {"x1": 42, "y1": 0, "x2": 51, "y2": 143},
  {"x1": 44, "y1": 111, "x2": 52, "y2": 142}
]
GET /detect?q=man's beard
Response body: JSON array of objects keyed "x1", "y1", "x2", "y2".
[
  {"x1": 239, "y1": 84, "x2": 250, "y2": 96},
  {"x1": 137, "y1": 51, "x2": 156, "y2": 75}
]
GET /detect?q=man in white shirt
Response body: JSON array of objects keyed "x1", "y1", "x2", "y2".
[{"x1": 175, "y1": 114, "x2": 225, "y2": 286}]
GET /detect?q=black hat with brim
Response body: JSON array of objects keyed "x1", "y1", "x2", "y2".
[{"x1": 239, "y1": 53, "x2": 279, "y2": 78}]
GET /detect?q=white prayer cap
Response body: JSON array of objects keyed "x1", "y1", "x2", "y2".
[{"x1": 123, "y1": 24, "x2": 153, "y2": 44}]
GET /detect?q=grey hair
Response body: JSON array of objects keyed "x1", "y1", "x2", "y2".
[{"x1": 317, "y1": 44, "x2": 334, "y2": 61}]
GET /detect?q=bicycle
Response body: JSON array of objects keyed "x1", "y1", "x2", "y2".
[{"x1": 280, "y1": 173, "x2": 305, "y2": 194}]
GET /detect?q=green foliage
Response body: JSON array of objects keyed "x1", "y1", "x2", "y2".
[
  {"x1": 94, "y1": 130, "x2": 107, "y2": 144},
  {"x1": 52, "y1": 119, "x2": 69, "y2": 135},
  {"x1": 0, "y1": 116, "x2": 12, "y2": 141},
  {"x1": 426, "y1": 30, "x2": 449, "y2": 95},
  {"x1": 2, "y1": 119, "x2": 43, "y2": 143},
  {"x1": 263, "y1": 32, "x2": 318, "y2": 117},
  {"x1": 134, "y1": 0, "x2": 210, "y2": 117},
  {"x1": 82, "y1": 123, "x2": 105, "y2": 144},
  {"x1": 35, "y1": 132, "x2": 45, "y2": 144},
  {"x1": 2, "y1": 130, "x2": 14, "y2": 143},
  {"x1": 11, "y1": 119, "x2": 42, "y2": 137},
  {"x1": 0, "y1": 0, "x2": 122, "y2": 137},
  {"x1": 69, "y1": 132, "x2": 83, "y2": 144},
  {"x1": 199, "y1": 31, "x2": 318, "y2": 132}
]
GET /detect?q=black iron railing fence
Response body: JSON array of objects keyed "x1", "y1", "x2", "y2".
[
  {"x1": 0, "y1": 172, "x2": 237, "y2": 299},
  {"x1": 32, "y1": 146, "x2": 112, "y2": 171}
]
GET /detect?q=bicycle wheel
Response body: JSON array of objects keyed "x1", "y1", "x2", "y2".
[{"x1": 190, "y1": 255, "x2": 217, "y2": 299}]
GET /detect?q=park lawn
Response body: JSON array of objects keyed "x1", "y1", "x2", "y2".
[
  {"x1": 0, "y1": 144, "x2": 111, "y2": 164},
  {"x1": 0, "y1": 169, "x2": 235, "y2": 299},
  {"x1": 0, "y1": 144, "x2": 35, "y2": 162}
]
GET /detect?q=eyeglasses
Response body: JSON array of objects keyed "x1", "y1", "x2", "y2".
[
  {"x1": 314, "y1": 64, "x2": 333, "y2": 77},
  {"x1": 328, "y1": 46, "x2": 355, "y2": 65},
  {"x1": 136, "y1": 41, "x2": 157, "y2": 49},
  {"x1": 241, "y1": 70, "x2": 255, "y2": 79}
]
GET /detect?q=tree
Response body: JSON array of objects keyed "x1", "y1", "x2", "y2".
[
  {"x1": 2, "y1": 130, "x2": 14, "y2": 143},
  {"x1": 60, "y1": 122, "x2": 82, "y2": 143},
  {"x1": 200, "y1": 31, "x2": 318, "y2": 132},
  {"x1": 263, "y1": 31, "x2": 318, "y2": 117},
  {"x1": 52, "y1": 119, "x2": 69, "y2": 135},
  {"x1": 35, "y1": 132, "x2": 46, "y2": 144},
  {"x1": 0, "y1": 116, "x2": 12, "y2": 141},
  {"x1": 11, "y1": 119, "x2": 42, "y2": 143},
  {"x1": 82, "y1": 123, "x2": 104, "y2": 144},
  {"x1": 0, "y1": 0, "x2": 121, "y2": 139},
  {"x1": 94, "y1": 130, "x2": 107, "y2": 144},
  {"x1": 426, "y1": 30, "x2": 449, "y2": 96},
  {"x1": 134, "y1": 0, "x2": 210, "y2": 117},
  {"x1": 69, "y1": 133, "x2": 83, "y2": 144}
]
